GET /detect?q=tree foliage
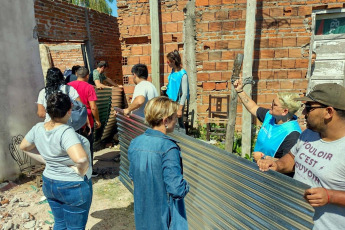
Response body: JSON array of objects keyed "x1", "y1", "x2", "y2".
[{"x1": 65, "y1": 0, "x2": 114, "y2": 15}]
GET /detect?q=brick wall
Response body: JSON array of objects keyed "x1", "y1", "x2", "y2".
[
  {"x1": 117, "y1": 0, "x2": 345, "y2": 128},
  {"x1": 34, "y1": 0, "x2": 123, "y2": 84},
  {"x1": 117, "y1": 0, "x2": 188, "y2": 101}
]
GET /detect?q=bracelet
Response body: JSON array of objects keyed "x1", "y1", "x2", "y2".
[
  {"x1": 323, "y1": 188, "x2": 330, "y2": 204},
  {"x1": 237, "y1": 90, "x2": 243, "y2": 93}
]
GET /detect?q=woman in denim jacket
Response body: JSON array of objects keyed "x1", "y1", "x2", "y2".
[
  {"x1": 20, "y1": 92, "x2": 92, "y2": 229},
  {"x1": 128, "y1": 96, "x2": 190, "y2": 230}
]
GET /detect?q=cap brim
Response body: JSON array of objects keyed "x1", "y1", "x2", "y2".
[{"x1": 294, "y1": 96, "x2": 314, "y2": 102}]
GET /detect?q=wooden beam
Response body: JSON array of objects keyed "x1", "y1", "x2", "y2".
[{"x1": 150, "y1": 0, "x2": 161, "y2": 94}]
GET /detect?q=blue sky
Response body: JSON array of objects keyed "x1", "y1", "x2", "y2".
[{"x1": 108, "y1": 0, "x2": 118, "y2": 17}]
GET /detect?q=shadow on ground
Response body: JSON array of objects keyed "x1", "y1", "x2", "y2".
[{"x1": 90, "y1": 203, "x2": 135, "y2": 230}]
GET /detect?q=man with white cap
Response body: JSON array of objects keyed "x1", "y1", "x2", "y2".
[{"x1": 257, "y1": 83, "x2": 345, "y2": 229}]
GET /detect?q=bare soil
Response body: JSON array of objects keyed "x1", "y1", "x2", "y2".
[{"x1": 0, "y1": 148, "x2": 135, "y2": 230}]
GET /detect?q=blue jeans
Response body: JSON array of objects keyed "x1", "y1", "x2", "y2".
[{"x1": 42, "y1": 175, "x2": 93, "y2": 230}]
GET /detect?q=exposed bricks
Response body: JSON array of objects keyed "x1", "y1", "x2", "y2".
[{"x1": 203, "y1": 82, "x2": 216, "y2": 90}]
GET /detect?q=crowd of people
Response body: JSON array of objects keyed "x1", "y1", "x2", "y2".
[{"x1": 17, "y1": 48, "x2": 345, "y2": 229}]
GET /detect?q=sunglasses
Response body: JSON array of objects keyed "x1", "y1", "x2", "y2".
[{"x1": 304, "y1": 104, "x2": 327, "y2": 113}]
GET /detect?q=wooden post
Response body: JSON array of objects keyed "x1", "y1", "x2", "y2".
[
  {"x1": 225, "y1": 54, "x2": 244, "y2": 152},
  {"x1": 241, "y1": 0, "x2": 257, "y2": 158},
  {"x1": 150, "y1": 0, "x2": 161, "y2": 94}
]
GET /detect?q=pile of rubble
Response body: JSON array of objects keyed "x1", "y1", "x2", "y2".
[{"x1": 0, "y1": 181, "x2": 53, "y2": 230}]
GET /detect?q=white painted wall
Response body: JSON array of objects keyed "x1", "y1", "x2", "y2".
[{"x1": 0, "y1": 0, "x2": 44, "y2": 181}]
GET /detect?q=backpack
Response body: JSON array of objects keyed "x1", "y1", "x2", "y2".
[{"x1": 66, "y1": 86, "x2": 88, "y2": 131}]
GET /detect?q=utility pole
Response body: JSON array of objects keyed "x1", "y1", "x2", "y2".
[
  {"x1": 241, "y1": 0, "x2": 257, "y2": 157},
  {"x1": 150, "y1": 0, "x2": 161, "y2": 94}
]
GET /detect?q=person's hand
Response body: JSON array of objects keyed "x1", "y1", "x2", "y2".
[
  {"x1": 253, "y1": 151, "x2": 264, "y2": 162},
  {"x1": 257, "y1": 158, "x2": 277, "y2": 172},
  {"x1": 95, "y1": 120, "x2": 101, "y2": 129},
  {"x1": 177, "y1": 109, "x2": 183, "y2": 118},
  {"x1": 86, "y1": 122, "x2": 92, "y2": 136},
  {"x1": 304, "y1": 187, "x2": 330, "y2": 207},
  {"x1": 123, "y1": 108, "x2": 131, "y2": 117},
  {"x1": 233, "y1": 79, "x2": 244, "y2": 93}
]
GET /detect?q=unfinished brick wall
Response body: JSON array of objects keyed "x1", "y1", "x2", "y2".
[
  {"x1": 117, "y1": 0, "x2": 345, "y2": 127},
  {"x1": 34, "y1": 0, "x2": 123, "y2": 84},
  {"x1": 117, "y1": 0, "x2": 188, "y2": 101}
]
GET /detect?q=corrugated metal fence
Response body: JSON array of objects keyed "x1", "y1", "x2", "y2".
[{"x1": 115, "y1": 108, "x2": 314, "y2": 229}]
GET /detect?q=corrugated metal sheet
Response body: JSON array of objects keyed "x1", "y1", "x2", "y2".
[
  {"x1": 94, "y1": 88, "x2": 124, "y2": 143},
  {"x1": 115, "y1": 108, "x2": 314, "y2": 229}
]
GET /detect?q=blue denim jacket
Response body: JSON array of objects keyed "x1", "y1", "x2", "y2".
[{"x1": 128, "y1": 128, "x2": 190, "y2": 230}]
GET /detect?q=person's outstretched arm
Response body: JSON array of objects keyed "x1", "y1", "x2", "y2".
[{"x1": 233, "y1": 79, "x2": 259, "y2": 116}]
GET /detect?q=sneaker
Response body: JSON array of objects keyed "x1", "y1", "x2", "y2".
[{"x1": 91, "y1": 172, "x2": 98, "y2": 178}]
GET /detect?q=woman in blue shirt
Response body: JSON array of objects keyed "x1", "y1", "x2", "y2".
[
  {"x1": 166, "y1": 50, "x2": 189, "y2": 132},
  {"x1": 20, "y1": 92, "x2": 92, "y2": 230},
  {"x1": 128, "y1": 96, "x2": 190, "y2": 230}
]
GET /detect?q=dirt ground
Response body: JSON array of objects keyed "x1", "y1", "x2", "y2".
[{"x1": 0, "y1": 148, "x2": 135, "y2": 230}]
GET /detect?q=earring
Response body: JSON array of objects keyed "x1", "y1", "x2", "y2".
[{"x1": 165, "y1": 124, "x2": 168, "y2": 128}]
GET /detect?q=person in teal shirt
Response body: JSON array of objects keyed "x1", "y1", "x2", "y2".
[{"x1": 166, "y1": 50, "x2": 189, "y2": 132}]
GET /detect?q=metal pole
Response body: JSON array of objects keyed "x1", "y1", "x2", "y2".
[
  {"x1": 150, "y1": 0, "x2": 161, "y2": 95},
  {"x1": 241, "y1": 0, "x2": 257, "y2": 157}
]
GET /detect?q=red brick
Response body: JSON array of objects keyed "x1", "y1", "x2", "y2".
[
  {"x1": 197, "y1": 23, "x2": 209, "y2": 32},
  {"x1": 216, "y1": 41, "x2": 229, "y2": 49},
  {"x1": 135, "y1": 15, "x2": 149, "y2": 24},
  {"x1": 198, "y1": 73, "x2": 209, "y2": 81},
  {"x1": 139, "y1": 56, "x2": 151, "y2": 64},
  {"x1": 293, "y1": 80, "x2": 308, "y2": 89},
  {"x1": 197, "y1": 52, "x2": 209, "y2": 61},
  {"x1": 259, "y1": 50, "x2": 275, "y2": 58},
  {"x1": 327, "y1": 3, "x2": 344, "y2": 9},
  {"x1": 209, "y1": 22, "x2": 222, "y2": 31},
  {"x1": 297, "y1": 37, "x2": 310, "y2": 46},
  {"x1": 274, "y1": 49, "x2": 289, "y2": 58},
  {"x1": 127, "y1": 56, "x2": 140, "y2": 65},
  {"x1": 235, "y1": 21, "x2": 246, "y2": 30},
  {"x1": 142, "y1": 46, "x2": 151, "y2": 55},
  {"x1": 280, "y1": 80, "x2": 294, "y2": 89},
  {"x1": 289, "y1": 48, "x2": 302, "y2": 58},
  {"x1": 162, "y1": 13, "x2": 172, "y2": 23},
  {"x1": 165, "y1": 44, "x2": 178, "y2": 53},
  {"x1": 172, "y1": 12, "x2": 184, "y2": 22},
  {"x1": 209, "y1": 72, "x2": 222, "y2": 81},
  {"x1": 295, "y1": 59, "x2": 308, "y2": 68},
  {"x1": 203, "y1": 82, "x2": 216, "y2": 90},
  {"x1": 216, "y1": 62, "x2": 228, "y2": 70},
  {"x1": 223, "y1": 0, "x2": 235, "y2": 3},
  {"x1": 288, "y1": 70, "x2": 302, "y2": 79},
  {"x1": 209, "y1": 51, "x2": 222, "y2": 60},
  {"x1": 267, "y1": 60, "x2": 282, "y2": 69},
  {"x1": 274, "y1": 70, "x2": 288, "y2": 79},
  {"x1": 216, "y1": 11, "x2": 228, "y2": 20},
  {"x1": 128, "y1": 26, "x2": 141, "y2": 36},
  {"x1": 290, "y1": 18, "x2": 305, "y2": 28},
  {"x1": 282, "y1": 37, "x2": 297, "y2": 47},
  {"x1": 222, "y1": 21, "x2": 235, "y2": 30},
  {"x1": 124, "y1": 85, "x2": 135, "y2": 94},
  {"x1": 229, "y1": 10, "x2": 242, "y2": 19},
  {"x1": 216, "y1": 82, "x2": 228, "y2": 90},
  {"x1": 196, "y1": 0, "x2": 209, "y2": 6},
  {"x1": 123, "y1": 16, "x2": 135, "y2": 26},
  {"x1": 209, "y1": 0, "x2": 222, "y2": 5},
  {"x1": 203, "y1": 41, "x2": 216, "y2": 50},
  {"x1": 298, "y1": 6, "x2": 312, "y2": 16},
  {"x1": 222, "y1": 51, "x2": 235, "y2": 60},
  {"x1": 228, "y1": 40, "x2": 242, "y2": 49},
  {"x1": 260, "y1": 71, "x2": 275, "y2": 79},
  {"x1": 266, "y1": 81, "x2": 280, "y2": 89},
  {"x1": 165, "y1": 23, "x2": 178, "y2": 32},
  {"x1": 203, "y1": 12, "x2": 216, "y2": 21},
  {"x1": 268, "y1": 38, "x2": 283, "y2": 48},
  {"x1": 203, "y1": 62, "x2": 216, "y2": 70},
  {"x1": 140, "y1": 25, "x2": 150, "y2": 34},
  {"x1": 270, "y1": 8, "x2": 283, "y2": 17},
  {"x1": 282, "y1": 59, "x2": 295, "y2": 69},
  {"x1": 131, "y1": 46, "x2": 143, "y2": 55}
]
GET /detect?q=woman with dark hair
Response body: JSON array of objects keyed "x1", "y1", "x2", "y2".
[
  {"x1": 37, "y1": 67, "x2": 80, "y2": 122},
  {"x1": 128, "y1": 96, "x2": 189, "y2": 230},
  {"x1": 20, "y1": 92, "x2": 92, "y2": 229},
  {"x1": 166, "y1": 50, "x2": 189, "y2": 132}
]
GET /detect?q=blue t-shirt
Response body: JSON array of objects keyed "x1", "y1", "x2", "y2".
[{"x1": 25, "y1": 123, "x2": 92, "y2": 181}]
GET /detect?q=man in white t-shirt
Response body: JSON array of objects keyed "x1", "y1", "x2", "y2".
[{"x1": 124, "y1": 64, "x2": 158, "y2": 117}]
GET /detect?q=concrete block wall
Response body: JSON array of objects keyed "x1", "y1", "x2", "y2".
[
  {"x1": 117, "y1": 0, "x2": 345, "y2": 128},
  {"x1": 34, "y1": 0, "x2": 123, "y2": 84}
]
